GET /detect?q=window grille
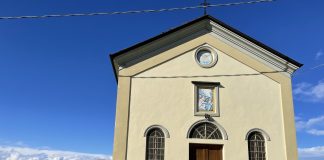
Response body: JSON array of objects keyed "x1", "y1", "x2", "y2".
[
  {"x1": 248, "y1": 132, "x2": 266, "y2": 160},
  {"x1": 146, "y1": 129, "x2": 165, "y2": 160},
  {"x1": 189, "y1": 122, "x2": 222, "y2": 139}
]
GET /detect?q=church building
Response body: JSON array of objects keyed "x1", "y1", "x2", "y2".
[{"x1": 110, "y1": 15, "x2": 303, "y2": 160}]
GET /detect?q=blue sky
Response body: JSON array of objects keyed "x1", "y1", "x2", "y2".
[{"x1": 0, "y1": 0, "x2": 323, "y2": 159}]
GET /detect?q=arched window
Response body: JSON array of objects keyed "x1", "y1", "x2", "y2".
[
  {"x1": 248, "y1": 132, "x2": 266, "y2": 160},
  {"x1": 146, "y1": 128, "x2": 165, "y2": 160},
  {"x1": 189, "y1": 122, "x2": 222, "y2": 139}
]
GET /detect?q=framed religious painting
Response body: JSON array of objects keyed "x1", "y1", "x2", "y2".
[{"x1": 192, "y1": 81, "x2": 220, "y2": 117}]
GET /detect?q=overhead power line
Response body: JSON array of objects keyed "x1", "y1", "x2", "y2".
[
  {"x1": 311, "y1": 63, "x2": 324, "y2": 70},
  {"x1": 0, "y1": 0, "x2": 274, "y2": 20}
]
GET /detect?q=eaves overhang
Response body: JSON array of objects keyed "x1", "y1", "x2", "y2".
[{"x1": 109, "y1": 15, "x2": 303, "y2": 82}]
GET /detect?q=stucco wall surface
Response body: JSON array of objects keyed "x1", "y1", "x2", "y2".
[{"x1": 126, "y1": 40, "x2": 286, "y2": 159}]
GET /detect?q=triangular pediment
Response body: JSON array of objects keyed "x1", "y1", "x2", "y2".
[{"x1": 110, "y1": 15, "x2": 302, "y2": 81}]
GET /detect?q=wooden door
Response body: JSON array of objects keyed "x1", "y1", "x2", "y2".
[{"x1": 189, "y1": 144, "x2": 222, "y2": 160}]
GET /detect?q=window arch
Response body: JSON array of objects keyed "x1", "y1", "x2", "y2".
[
  {"x1": 144, "y1": 125, "x2": 170, "y2": 138},
  {"x1": 146, "y1": 128, "x2": 165, "y2": 160},
  {"x1": 245, "y1": 128, "x2": 270, "y2": 141},
  {"x1": 248, "y1": 132, "x2": 266, "y2": 160},
  {"x1": 187, "y1": 119, "x2": 228, "y2": 140},
  {"x1": 189, "y1": 122, "x2": 222, "y2": 139}
]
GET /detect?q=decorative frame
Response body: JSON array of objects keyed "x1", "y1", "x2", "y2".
[
  {"x1": 194, "y1": 46, "x2": 218, "y2": 68},
  {"x1": 192, "y1": 81, "x2": 220, "y2": 117}
]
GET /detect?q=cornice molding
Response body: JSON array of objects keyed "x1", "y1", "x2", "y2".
[
  {"x1": 209, "y1": 20, "x2": 298, "y2": 76},
  {"x1": 114, "y1": 19, "x2": 301, "y2": 78},
  {"x1": 115, "y1": 20, "x2": 210, "y2": 70}
]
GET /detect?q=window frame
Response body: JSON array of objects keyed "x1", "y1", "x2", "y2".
[
  {"x1": 248, "y1": 131, "x2": 267, "y2": 160},
  {"x1": 192, "y1": 81, "x2": 220, "y2": 117},
  {"x1": 145, "y1": 128, "x2": 165, "y2": 160},
  {"x1": 194, "y1": 46, "x2": 218, "y2": 68}
]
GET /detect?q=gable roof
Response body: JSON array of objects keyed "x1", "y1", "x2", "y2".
[{"x1": 110, "y1": 15, "x2": 303, "y2": 80}]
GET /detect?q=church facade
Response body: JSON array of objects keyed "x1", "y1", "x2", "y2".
[{"x1": 110, "y1": 15, "x2": 302, "y2": 160}]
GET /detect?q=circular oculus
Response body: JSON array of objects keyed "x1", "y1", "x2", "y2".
[{"x1": 195, "y1": 48, "x2": 217, "y2": 68}]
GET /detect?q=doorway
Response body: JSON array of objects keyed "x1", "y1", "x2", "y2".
[{"x1": 189, "y1": 143, "x2": 223, "y2": 160}]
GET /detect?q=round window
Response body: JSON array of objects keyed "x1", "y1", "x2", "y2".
[{"x1": 195, "y1": 47, "x2": 217, "y2": 68}]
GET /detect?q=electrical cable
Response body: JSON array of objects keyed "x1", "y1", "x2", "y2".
[{"x1": 0, "y1": 0, "x2": 274, "y2": 20}]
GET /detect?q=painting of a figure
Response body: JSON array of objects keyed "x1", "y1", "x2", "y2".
[{"x1": 198, "y1": 87, "x2": 214, "y2": 111}]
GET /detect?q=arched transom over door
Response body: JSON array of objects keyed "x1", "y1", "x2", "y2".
[{"x1": 189, "y1": 122, "x2": 223, "y2": 139}]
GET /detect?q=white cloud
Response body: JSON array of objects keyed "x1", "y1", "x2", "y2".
[
  {"x1": 296, "y1": 120, "x2": 307, "y2": 131},
  {"x1": 299, "y1": 146, "x2": 324, "y2": 158},
  {"x1": 307, "y1": 116, "x2": 324, "y2": 127},
  {"x1": 295, "y1": 115, "x2": 324, "y2": 136},
  {"x1": 307, "y1": 129, "x2": 324, "y2": 136},
  {"x1": 295, "y1": 116, "x2": 302, "y2": 121},
  {"x1": 0, "y1": 140, "x2": 27, "y2": 147},
  {"x1": 315, "y1": 50, "x2": 323, "y2": 60},
  {"x1": 293, "y1": 81, "x2": 324, "y2": 102},
  {"x1": 296, "y1": 116, "x2": 324, "y2": 130},
  {"x1": 0, "y1": 146, "x2": 112, "y2": 160}
]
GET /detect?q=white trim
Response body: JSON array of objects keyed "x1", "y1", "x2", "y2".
[
  {"x1": 209, "y1": 20, "x2": 298, "y2": 77},
  {"x1": 144, "y1": 125, "x2": 170, "y2": 138},
  {"x1": 113, "y1": 19, "x2": 301, "y2": 78},
  {"x1": 187, "y1": 119, "x2": 228, "y2": 140},
  {"x1": 194, "y1": 46, "x2": 218, "y2": 68},
  {"x1": 245, "y1": 128, "x2": 271, "y2": 141}
]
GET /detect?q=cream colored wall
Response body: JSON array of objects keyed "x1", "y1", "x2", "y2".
[{"x1": 125, "y1": 43, "x2": 286, "y2": 159}]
